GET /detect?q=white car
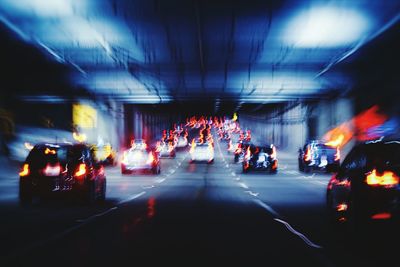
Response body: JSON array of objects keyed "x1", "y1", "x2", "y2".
[
  {"x1": 189, "y1": 141, "x2": 214, "y2": 163},
  {"x1": 176, "y1": 136, "x2": 188, "y2": 148}
]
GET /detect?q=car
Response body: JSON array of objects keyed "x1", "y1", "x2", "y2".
[
  {"x1": 121, "y1": 144, "x2": 160, "y2": 174},
  {"x1": 189, "y1": 139, "x2": 214, "y2": 163},
  {"x1": 234, "y1": 141, "x2": 251, "y2": 163},
  {"x1": 242, "y1": 144, "x2": 278, "y2": 173},
  {"x1": 18, "y1": 143, "x2": 106, "y2": 204},
  {"x1": 156, "y1": 141, "x2": 176, "y2": 158},
  {"x1": 175, "y1": 135, "x2": 188, "y2": 149},
  {"x1": 326, "y1": 140, "x2": 400, "y2": 227},
  {"x1": 298, "y1": 140, "x2": 340, "y2": 172}
]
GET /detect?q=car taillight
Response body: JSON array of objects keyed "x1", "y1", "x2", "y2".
[
  {"x1": 270, "y1": 146, "x2": 277, "y2": 159},
  {"x1": 19, "y1": 164, "x2": 30, "y2": 177},
  {"x1": 74, "y1": 163, "x2": 87, "y2": 178},
  {"x1": 304, "y1": 147, "x2": 311, "y2": 161},
  {"x1": 147, "y1": 152, "x2": 155, "y2": 164},
  {"x1": 121, "y1": 151, "x2": 130, "y2": 164},
  {"x1": 334, "y1": 148, "x2": 340, "y2": 161},
  {"x1": 43, "y1": 163, "x2": 61, "y2": 176},
  {"x1": 235, "y1": 147, "x2": 242, "y2": 154},
  {"x1": 190, "y1": 139, "x2": 196, "y2": 154},
  {"x1": 366, "y1": 169, "x2": 399, "y2": 188},
  {"x1": 244, "y1": 147, "x2": 251, "y2": 160},
  {"x1": 328, "y1": 175, "x2": 350, "y2": 190}
]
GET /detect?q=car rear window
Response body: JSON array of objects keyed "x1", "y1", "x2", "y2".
[
  {"x1": 27, "y1": 146, "x2": 68, "y2": 167},
  {"x1": 366, "y1": 143, "x2": 400, "y2": 170}
]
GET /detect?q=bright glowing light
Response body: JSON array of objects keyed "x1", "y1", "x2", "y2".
[
  {"x1": 73, "y1": 132, "x2": 87, "y2": 143},
  {"x1": 43, "y1": 164, "x2": 61, "y2": 176},
  {"x1": 19, "y1": 164, "x2": 30, "y2": 177},
  {"x1": 44, "y1": 148, "x2": 56, "y2": 155},
  {"x1": 371, "y1": 213, "x2": 391, "y2": 220},
  {"x1": 336, "y1": 203, "x2": 348, "y2": 212},
  {"x1": 74, "y1": 163, "x2": 86, "y2": 177},
  {"x1": 325, "y1": 134, "x2": 344, "y2": 147},
  {"x1": 285, "y1": 7, "x2": 371, "y2": 47},
  {"x1": 366, "y1": 169, "x2": 399, "y2": 187},
  {"x1": 2, "y1": 0, "x2": 75, "y2": 17}
]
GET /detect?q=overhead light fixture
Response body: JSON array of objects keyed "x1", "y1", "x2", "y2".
[{"x1": 285, "y1": 6, "x2": 371, "y2": 47}]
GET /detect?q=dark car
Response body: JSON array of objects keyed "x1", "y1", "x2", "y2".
[
  {"x1": 234, "y1": 141, "x2": 251, "y2": 163},
  {"x1": 242, "y1": 144, "x2": 278, "y2": 173},
  {"x1": 298, "y1": 141, "x2": 340, "y2": 172},
  {"x1": 326, "y1": 140, "x2": 400, "y2": 226},
  {"x1": 19, "y1": 143, "x2": 106, "y2": 204},
  {"x1": 121, "y1": 144, "x2": 160, "y2": 174}
]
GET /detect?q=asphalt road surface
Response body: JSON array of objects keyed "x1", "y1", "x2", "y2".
[{"x1": 1, "y1": 139, "x2": 398, "y2": 267}]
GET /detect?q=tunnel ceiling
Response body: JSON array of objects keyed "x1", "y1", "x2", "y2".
[{"x1": 0, "y1": 0, "x2": 399, "y2": 107}]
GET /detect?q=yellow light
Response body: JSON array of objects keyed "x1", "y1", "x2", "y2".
[
  {"x1": 44, "y1": 148, "x2": 56, "y2": 154},
  {"x1": 325, "y1": 134, "x2": 344, "y2": 147},
  {"x1": 19, "y1": 164, "x2": 30, "y2": 176},
  {"x1": 73, "y1": 132, "x2": 87, "y2": 143},
  {"x1": 366, "y1": 169, "x2": 399, "y2": 187},
  {"x1": 72, "y1": 104, "x2": 97, "y2": 128},
  {"x1": 232, "y1": 113, "x2": 238, "y2": 121}
]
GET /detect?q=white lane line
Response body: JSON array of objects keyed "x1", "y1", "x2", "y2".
[
  {"x1": 253, "y1": 199, "x2": 281, "y2": 218},
  {"x1": 118, "y1": 191, "x2": 146, "y2": 205},
  {"x1": 155, "y1": 178, "x2": 166, "y2": 183},
  {"x1": 169, "y1": 169, "x2": 175, "y2": 174},
  {"x1": 231, "y1": 171, "x2": 236, "y2": 177},
  {"x1": 301, "y1": 173, "x2": 316, "y2": 179},
  {"x1": 234, "y1": 177, "x2": 240, "y2": 181},
  {"x1": 142, "y1": 185, "x2": 155, "y2": 189},
  {"x1": 274, "y1": 218, "x2": 323, "y2": 249},
  {"x1": 254, "y1": 199, "x2": 323, "y2": 249},
  {"x1": 245, "y1": 190, "x2": 259, "y2": 197},
  {"x1": 76, "y1": 207, "x2": 118, "y2": 223},
  {"x1": 238, "y1": 182, "x2": 249, "y2": 189},
  {"x1": 226, "y1": 164, "x2": 230, "y2": 168}
]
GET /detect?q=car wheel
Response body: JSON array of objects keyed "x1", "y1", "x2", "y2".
[
  {"x1": 269, "y1": 168, "x2": 278, "y2": 174},
  {"x1": 234, "y1": 155, "x2": 239, "y2": 163}
]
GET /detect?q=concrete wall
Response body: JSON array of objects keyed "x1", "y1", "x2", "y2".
[{"x1": 239, "y1": 98, "x2": 355, "y2": 156}]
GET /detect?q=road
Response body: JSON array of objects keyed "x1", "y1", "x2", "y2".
[{"x1": 0, "y1": 139, "x2": 398, "y2": 266}]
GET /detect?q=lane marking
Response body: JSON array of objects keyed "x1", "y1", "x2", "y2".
[
  {"x1": 118, "y1": 191, "x2": 146, "y2": 205},
  {"x1": 245, "y1": 190, "x2": 259, "y2": 197},
  {"x1": 254, "y1": 199, "x2": 323, "y2": 249},
  {"x1": 238, "y1": 182, "x2": 249, "y2": 189},
  {"x1": 231, "y1": 172, "x2": 236, "y2": 177},
  {"x1": 253, "y1": 199, "x2": 281, "y2": 218},
  {"x1": 155, "y1": 178, "x2": 166, "y2": 183},
  {"x1": 142, "y1": 185, "x2": 155, "y2": 189},
  {"x1": 76, "y1": 207, "x2": 118, "y2": 223},
  {"x1": 274, "y1": 218, "x2": 323, "y2": 249}
]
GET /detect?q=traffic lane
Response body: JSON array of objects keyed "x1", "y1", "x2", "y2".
[
  {"x1": 0, "y1": 151, "x2": 187, "y2": 260},
  {"x1": 226, "y1": 156, "x2": 400, "y2": 267},
  {"x1": 11, "y1": 153, "x2": 331, "y2": 267}
]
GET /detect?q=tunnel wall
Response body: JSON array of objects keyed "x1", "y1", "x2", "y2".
[{"x1": 239, "y1": 98, "x2": 355, "y2": 156}]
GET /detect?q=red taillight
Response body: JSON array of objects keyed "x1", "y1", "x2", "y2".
[
  {"x1": 371, "y1": 212, "x2": 391, "y2": 220},
  {"x1": 270, "y1": 146, "x2": 277, "y2": 159},
  {"x1": 245, "y1": 147, "x2": 251, "y2": 160},
  {"x1": 366, "y1": 169, "x2": 399, "y2": 187},
  {"x1": 304, "y1": 147, "x2": 311, "y2": 161},
  {"x1": 74, "y1": 163, "x2": 87, "y2": 178},
  {"x1": 328, "y1": 175, "x2": 351, "y2": 189},
  {"x1": 19, "y1": 164, "x2": 30, "y2": 177},
  {"x1": 43, "y1": 163, "x2": 61, "y2": 176},
  {"x1": 334, "y1": 148, "x2": 340, "y2": 161},
  {"x1": 147, "y1": 152, "x2": 155, "y2": 164}
]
